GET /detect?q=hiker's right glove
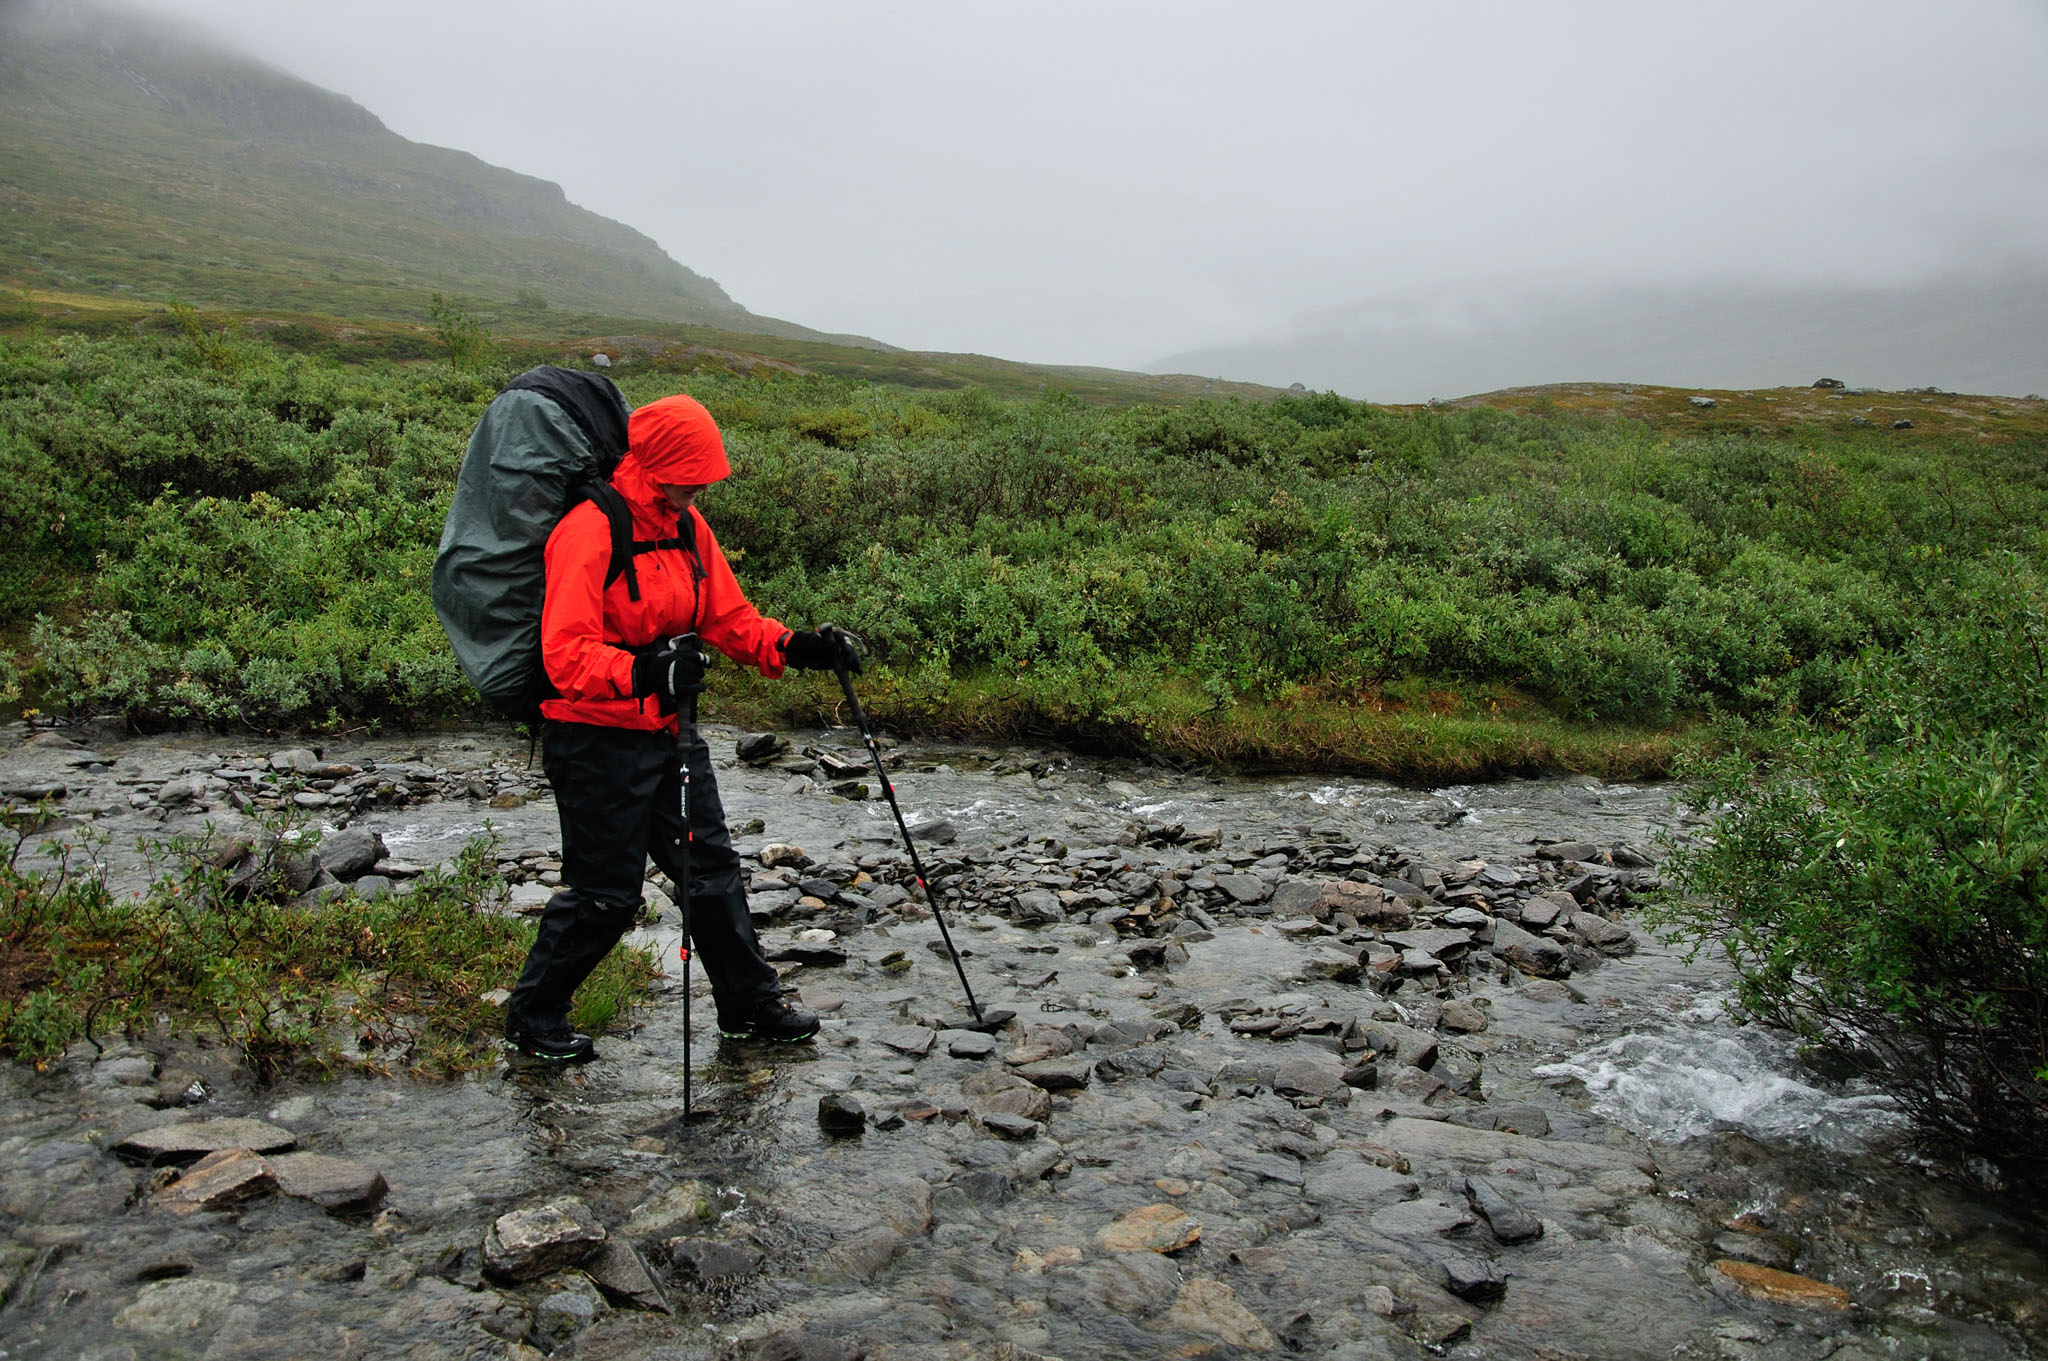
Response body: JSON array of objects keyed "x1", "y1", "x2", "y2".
[
  {"x1": 783, "y1": 625, "x2": 863, "y2": 674},
  {"x1": 631, "y1": 641, "x2": 708, "y2": 703}
]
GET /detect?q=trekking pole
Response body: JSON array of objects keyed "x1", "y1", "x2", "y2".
[
  {"x1": 678, "y1": 717, "x2": 694, "y2": 1126},
  {"x1": 824, "y1": 636, "x2": 983, "y2": 1025},
  {"x1": 667, "y1": 636, "x2": 705, "y2": 1127}
]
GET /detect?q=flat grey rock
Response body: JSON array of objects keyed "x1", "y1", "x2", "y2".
[
  {"x1": 1213, "y1": 872, "x2": 1273, "y2": 904},
  {"x1": 941, "y1": 1029, "x2": 997, "y2": 1058},
  {"x1": 1271, "y1": 1053, "x2": 1346, "y2": 1099},
  {"x1": 875, "y1": 1025, "x2": 936, "y2": 1056},
  {"x1": 1383, "y1": 927, "x2": 1474, "y2": 958},
  {"x1": 114, "y1": 1118, "x2": 297, "y2": 1165},
  {"x1": 268, "y1": 1152, "x2": 387, "y2": 1212},
  {"x1": 977, "y1": 1111, "x2": 1042, "y2": 1141},
  {"x1": 1371, "y1": 1192, "x2": 1477, "y2": 1238},
  {"x1": 1013, "y1": 1058, "x2": 1093, "y2": 1090}
]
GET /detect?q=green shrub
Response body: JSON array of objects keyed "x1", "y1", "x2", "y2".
[
  {"x1": 1, "y1": 327, "x2": 2041, "y2": 739},
  {"x1": 1656, "y1": 556, "x2": 2048, "y2": 1194},
  {"x1": 0, "y1": 811, "x2": 655, "y2": 1073}
]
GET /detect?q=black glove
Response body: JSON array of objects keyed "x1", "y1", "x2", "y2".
[
  {"x1": 631, "y1": 638, "x2": 708, "y2": 703},
  {"x1": 783, "y1": 624, "x2": 864, "y2": 674}
]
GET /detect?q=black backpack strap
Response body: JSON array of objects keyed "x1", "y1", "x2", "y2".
[
  {"x1": 579, "y1": 480, "x2": 643, "y2": 601},
  {"x1": 575, "y1": 482, "x2": 710, "y2": 616}
]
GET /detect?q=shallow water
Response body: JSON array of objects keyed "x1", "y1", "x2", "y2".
[{"x1": 0, "y1": 722, "x2": 2041, "y2": 1361}]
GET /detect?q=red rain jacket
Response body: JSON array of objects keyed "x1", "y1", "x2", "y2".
[{"x1": 539, "y1": 395, "x2": 789, "y2": 731}]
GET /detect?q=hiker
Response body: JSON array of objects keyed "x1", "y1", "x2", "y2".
[{"x1": 502, "y1": 392, "x2": 860, "y2": 1062}]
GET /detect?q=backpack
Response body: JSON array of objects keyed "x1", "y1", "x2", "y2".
[{"x1": 432, "y1": 365, "x2": 691, "y2": 723}]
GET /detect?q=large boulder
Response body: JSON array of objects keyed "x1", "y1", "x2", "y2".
[
  {"x1": 316, "y1": 826, "x2": 387, "y2": 881},
  {"x1": 1491, "y1": 919, "x2": 1571, "y2": 977}
]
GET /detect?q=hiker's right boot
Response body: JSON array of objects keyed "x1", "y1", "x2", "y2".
[
  {"x1": 504, "y1": 1017, "x2": 598, "y2": 1064},
  {"x1": 718, "y1": 995, "x2": 819, "y2": 1044}
]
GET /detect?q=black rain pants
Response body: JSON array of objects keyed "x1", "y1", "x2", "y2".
[{"x1": 506, "y1": 720, "x2": 780, "y2": 1033}]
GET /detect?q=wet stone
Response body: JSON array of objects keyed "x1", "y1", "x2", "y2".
[
  {"x1": 534, "y1": 1274, "x2": 607, "y2": 1347},
  {"x1": 1097, "y1": 1044, "x2": 1169, "y2": 1082},
  {"x1": 942, "y1": 1029, "x2": 997, "y2": 1058},
  {"x1": 968, "y1": 1073, "x2": 1054, "y2": 1124},
  {"x1": 1231, "y1": 1152, "x2": 1305, "y2": 1187},
  {"x1": 269, "y1": 1152, "x2": 388, "y2": 1212},
  {"x1": 1271, "y1": 1052, "x2": 1347, "y2": 1100},
  {"x1": 956, "y1": 1168, "x2": 1014, "y2": 1206},
  {"x1": 1371, "y1": 1192, "x2": 1478, "y2": 1238},
  {"x1": 817, "y1": 1092, "x2": 867, "y2": 1136},
  {"x1": 1213, "y1": 872, "x2": 1272, "y2": 904},
  {"x1": 1492, "y1": 919, "x2": 1570, "y2": 977},
  {"x1": 1298, "y1": 945, "x2": 1364, "y2": 983},
  {"x1": 114, "y1": 1117, "x2": 297, "y2": 1165},
  {"x1": 875, "y1": 1024, "x2": 936, "y2": 1056},
  {"x1": 151, "y1": 1147, "x2": 276, "y2": 1214},
  {"x1": 1439, "y1": 998, "x2": 1488, "y2": 1033},
  {"x1": 1711, "y1": 1229, "x2": 1799, "y2": 1271},
  {"x1": 114, "y1": 1277, "x2": 241, "y2": 1338},
  {"x1": 668, "y1": 1236, "x2": 765, "y2": 1283},
  {"x1": 1465, "y1": 1176, "x2": 1543, "y2": 1244},
  {"x1": 1014, "y1": 1057, "x2": 1093, "y2": 1090},
  {"x1": 1097, "y1": 1203, "x2": 1202, "y2": 1254},
  {"x1": 318, "y1": 825, "x2": 385, "y2": 880},
  {"x1": 1712, "y1": 1260, "x2": 1852, "y2": 1309},
  {"x1": 481, "y1": 1198, "x2": 607, "y2": 1282},
  {"x1": 1441, "y1": 1253, "x2": 1508, "y2": 1301},
  {"x1": 1166, "y1": 1278, "x2": 1276, "y2": 1351},
  {"x1": 977, "y1": 1110, "x2": 1042, "y2": 1140},
  {"x1": 744, "y1": 1329, "x2": 866, "y2": 1361}
]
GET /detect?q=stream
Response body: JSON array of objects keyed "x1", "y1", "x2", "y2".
[{"x1": 0, "y1": 720, "x2": 2040, "y2": 1361}]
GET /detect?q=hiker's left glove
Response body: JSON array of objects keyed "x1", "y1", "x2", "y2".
[
  {"x1": 784, "y1": 625, "x2": 863, "y2": 674},
  {"x1": 632, "y1": 641, "x2": 708, "y2": 702}
]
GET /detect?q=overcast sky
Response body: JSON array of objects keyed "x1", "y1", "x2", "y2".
[{"x1": 129, "y1": 0, "x2": 2048, "y2": 369}]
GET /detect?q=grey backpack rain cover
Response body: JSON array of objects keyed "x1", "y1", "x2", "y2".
[{"x1": 431, "y1": 366, "x2": 631, "y2": 718}]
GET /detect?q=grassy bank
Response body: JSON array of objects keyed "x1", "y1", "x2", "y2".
[
  {"x1": 708, "y1": 668, "x2": 1682, "y2": 782},
  {"x1": 2, "y1": 310, "x2": 2042, "y2": 777},
  {"x1": 0, "y1": 812, "x2": 655, "y2": 1074}
]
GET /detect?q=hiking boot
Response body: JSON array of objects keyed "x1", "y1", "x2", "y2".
[
  {"x1": 717, "y1": 997, "x2": 819, "y2": 1044},
  {"x1": 505, "y1": 1019, "x2": 598, "y2": 1063}
]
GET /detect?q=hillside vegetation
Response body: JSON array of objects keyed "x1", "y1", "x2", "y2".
[
  {"x1": 4, "y1": 310, "x2": 2043, "y2": 780},
  {"x1": 0, "y1": 0, "x2": 834, "y2": 341}
]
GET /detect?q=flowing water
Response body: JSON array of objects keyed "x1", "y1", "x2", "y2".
[{"x1": 0, "y1": 723, "x2": 2040, "y2": 1361}]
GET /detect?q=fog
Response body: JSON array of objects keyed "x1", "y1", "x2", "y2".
[{"x1": 125, "y1": 0, "x2": 2048, "y2": 386}]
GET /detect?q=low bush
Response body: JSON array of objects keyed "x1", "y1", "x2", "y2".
[
  {"x1": 1, "y1": 326, "x2": 2041, "y2": 757},
  {"x1": 1656, "y1": 556, "x2": 2047, "y2": 1194},
  {"x1": 0, "y1": 808, "x2": 655, "y2": 1074}
]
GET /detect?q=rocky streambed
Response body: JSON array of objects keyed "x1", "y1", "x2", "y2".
[{"x1": 0, "y1": 720, "x2": 2042, "y2": 1361}]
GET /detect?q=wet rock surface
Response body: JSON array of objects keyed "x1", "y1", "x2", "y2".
[{"x1": 0, "y1": 720, "x2": 2044, "y2": 1358}]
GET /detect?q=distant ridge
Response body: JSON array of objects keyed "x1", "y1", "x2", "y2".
[
  {"x1": 1153, "y1": 276, "x2": 2048, "y2": 403},
  {"x1": 0, "y1": 0, "x2": 882, "y2": 346}
]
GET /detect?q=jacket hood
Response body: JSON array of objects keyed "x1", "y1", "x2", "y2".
[{"x1": 626, "y1": 394, "x2": 730, "y2": 486}]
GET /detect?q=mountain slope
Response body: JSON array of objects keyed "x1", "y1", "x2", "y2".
[
  {"x1": 1154, "y1": 277, "x2": 2048, "y2": 403},
  {"x1": 0, "y1": 0, "x2": 850, "y2": 340}
]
